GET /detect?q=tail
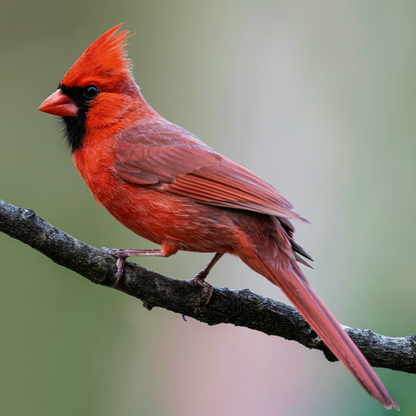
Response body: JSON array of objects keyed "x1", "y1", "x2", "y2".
[{"x1": 242, "y1": 247, "x2": 399, "y2": 409}]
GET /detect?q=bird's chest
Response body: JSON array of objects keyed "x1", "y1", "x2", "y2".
[{"x1": 73, "y1": 141, "x2": 153, "y2": 219}]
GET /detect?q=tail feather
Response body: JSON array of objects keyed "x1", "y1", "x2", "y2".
[{"x1": 255, "y1": 258, "x2": 398, "y2": 410}]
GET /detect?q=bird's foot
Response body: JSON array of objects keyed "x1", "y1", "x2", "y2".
[
  {"x1": 102, "y1": 247, "x2": 167, "y2": 287},
  {"x1": 188, "y1": 270, "x2": 213, "y2": 305},
  {"x1": 102, "y1": 248, "x2": 128, "y2": 288}
]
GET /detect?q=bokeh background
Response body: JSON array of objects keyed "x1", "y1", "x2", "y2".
[{"x1": 1, "y1": 1, "x2": 415, "y2": 415}]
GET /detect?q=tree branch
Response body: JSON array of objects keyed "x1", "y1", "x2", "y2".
[{"x1": 1, "y1": 198, "x2": 415, "y2": 373}]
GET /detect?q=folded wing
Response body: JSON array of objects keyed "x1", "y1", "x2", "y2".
[{"x1": 115, "y1": 121, "x2": 307, "y2": 222}]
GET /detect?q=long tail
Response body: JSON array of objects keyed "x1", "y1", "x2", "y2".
[{"x1": 243, "y1": 250, "x2": 399, "y2": 409}]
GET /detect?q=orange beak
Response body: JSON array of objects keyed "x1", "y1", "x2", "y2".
[{"x1": 38, "y1": 89, "x2": 78, "y2": 117}]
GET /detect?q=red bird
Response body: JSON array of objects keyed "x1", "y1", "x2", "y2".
[{"x1": 39, "y1": 25, "x2": 398, "y2": 409}]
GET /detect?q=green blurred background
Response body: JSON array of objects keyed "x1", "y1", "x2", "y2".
[{"x1": 1, "y1": 1, "x2": 415, "y2": 415}]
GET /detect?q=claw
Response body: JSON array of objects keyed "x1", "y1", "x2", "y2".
[
  {"x1": 102, "y1": 248, "x2": 128, "y2": 287},
  {"x1": 102, "y1": 247, "x2": 167, "y2": 288},
  {"x1": 112, "y1": 254, "x2": 127, "y2": 287},
  {"x1": 186, "y1": 253, "x2": 223, "y2": 305},
  {"x1": 188, "y1": 272, "x2": 213, "y2": 305}
]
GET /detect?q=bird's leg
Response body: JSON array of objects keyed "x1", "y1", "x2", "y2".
[
  {"x1": 103, "y1": 248, "x2": 172, "y2": 288},
  {"x1": 188, "y1": 253, "x2": 224, "y2": 304}
]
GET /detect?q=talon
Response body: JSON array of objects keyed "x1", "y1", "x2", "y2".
[
  {"x1": 188, "y1": 274, "x2": 213, "y2": 305},
  {"x1": 187, "y1": 253, "x2": 223, "y2": 305},
  {"x1": 102, "y1": 247, "x2": 168, "y2": 288},
  {"x1": 103, "y1": 248, "x2": 128, "y2": 287},
  {"x1": 112, "y1": 255, "x2": 127, "y2": 287}
]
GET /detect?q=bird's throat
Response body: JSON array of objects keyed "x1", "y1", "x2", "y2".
[{"x1": 62, "y1": 112, "x2": 87, "y2": 152}]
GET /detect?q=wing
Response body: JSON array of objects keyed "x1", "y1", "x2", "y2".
[{"x1": 114, "y1": 121, "x2": 307, "y2": 222}]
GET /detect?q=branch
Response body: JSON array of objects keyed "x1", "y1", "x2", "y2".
[{"x1": 1, "y1": 198, "x2": 415, "y2": 373}]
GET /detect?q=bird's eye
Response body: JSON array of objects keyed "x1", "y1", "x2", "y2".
[{"x1": 83, "y1": 85, "x2": 99, "y2": 99}]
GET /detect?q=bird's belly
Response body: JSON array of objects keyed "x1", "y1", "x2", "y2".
[{"x1": 94, "y1": 180, "x2": 239, "y2": 253}]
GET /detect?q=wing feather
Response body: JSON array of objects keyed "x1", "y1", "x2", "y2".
[{"x1": 114, "y1": 121, "x2": 307, "y2": 222}]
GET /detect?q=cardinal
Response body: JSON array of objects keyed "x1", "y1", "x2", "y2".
[{"x1": 39, "y1": 24, "x2": 398, "y2": 409}]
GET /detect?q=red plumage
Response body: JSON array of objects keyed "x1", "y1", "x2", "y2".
[{"x1": 39, "y1": 25, "x2": 398, "y2": 410}]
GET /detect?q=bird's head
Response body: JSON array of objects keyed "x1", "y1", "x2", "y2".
[{"x1": 39, "y1": 24, "x2": 141, "y2": 151}]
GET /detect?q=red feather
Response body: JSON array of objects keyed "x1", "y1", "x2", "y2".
[{"x1": 62, "y1": 24, "x2": 132, "y2": 90}]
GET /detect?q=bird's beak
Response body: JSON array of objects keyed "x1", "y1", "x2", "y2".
[{"x1": 38, "y1": 89, "x2": 78, "y2": 117}]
